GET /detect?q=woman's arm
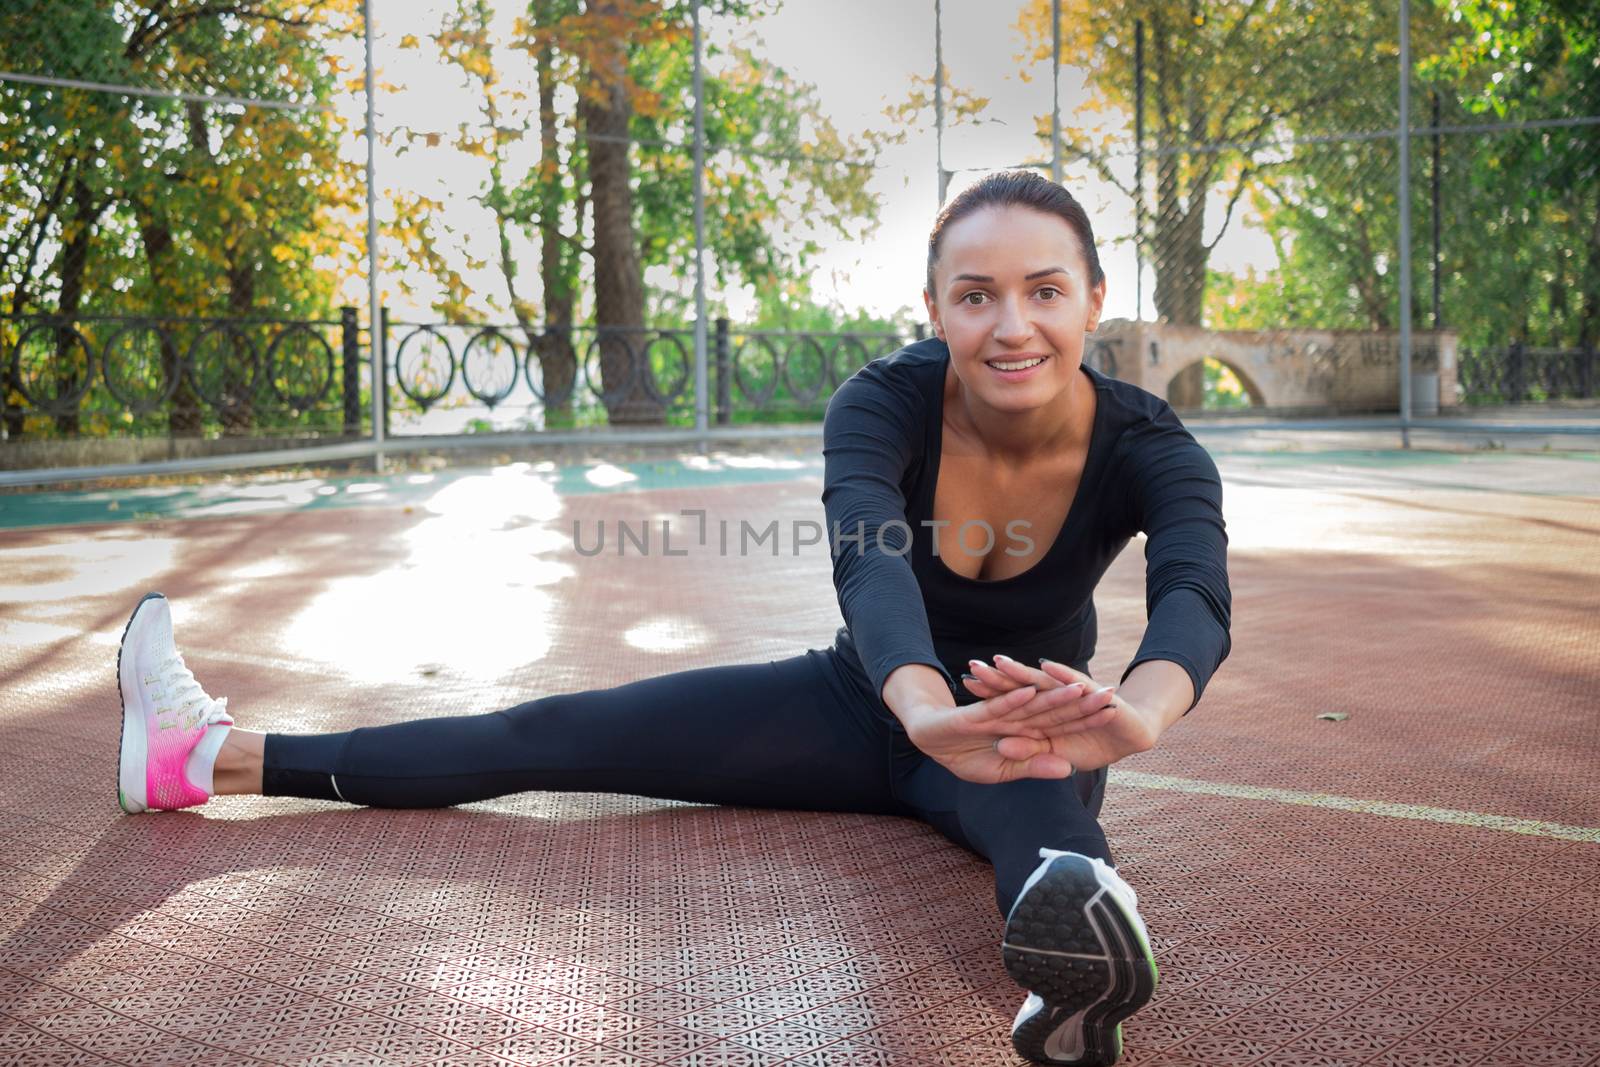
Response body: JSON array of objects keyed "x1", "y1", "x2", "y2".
[
  {"x1": 821, "y1": 370, "x2": 955, "y2": 706},
  {"x1": 1116, "y1": 407, "x2": 1232, "y2": 713},
  {"x1": 881, "y1": 662, "x2": 958, "y2": 726},
  {"x1": 1115, "y1": 658, "x2": 1194, "y2": 736}
]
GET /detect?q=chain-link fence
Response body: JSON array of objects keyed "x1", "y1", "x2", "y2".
[
  {"x1": 1015, "y1": 2, "x2": 1598, "y2": 424},
  {"x1": 3, "y1": 1, "x2": 1597, "y2": 483}
]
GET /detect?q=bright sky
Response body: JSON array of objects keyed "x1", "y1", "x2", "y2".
[{"x1": 359, "y1": 0, "x2": 1276, "y2": 325}]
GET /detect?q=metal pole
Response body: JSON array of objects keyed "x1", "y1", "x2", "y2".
[
  {"x1": 692, "y1": 1, "x2": 709, "y2": 452},
  {"x1": 1398, "y1": 0, "x2": 1413, "y2": 448},
  {"x1": 1050, "y1": 0, "x2": 1061, "y2": 184},
  {"x1": 1134, "y1": 19, "x2": 1145, "y2": 322},
  {"x1": 934, "y1": 0, "x2": 947, "y2": 207},
  {"x1": 363, "y1": 0, "x2": 386, "y2": 471},
  {"x1": 1440, "y1": 89, "x2": 1452, "y2": 327}
]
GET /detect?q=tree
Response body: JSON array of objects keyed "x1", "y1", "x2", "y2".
[
  {"x1": 1205, "y1": 0, "x2": 1598, "y2": 351},
  {"x1": 415, "y1": 0, "x2": 583, "y2": 422},
  {"x1": 1422, "y1": 0, "x2": 1599, "y2": 347},
  {"x1": 1, "y1": 0, "x2": 469, "y2": 441},
  {"x1": 1014, "y1": 0, "x2": 1400, "y2": 326},
  {"x1": 419, "y1": 0, "x2": 885, "y2": 427},
  {"x1": 1, "y1": 0, "x2": 368, "y2": 439}
]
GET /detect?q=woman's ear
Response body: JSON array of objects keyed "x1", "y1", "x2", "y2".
[
  {"x1": 1085, "y1": 278, "x2": 1107, "y2": 332},
  {"x1": 922, "y1": 287, "x2": 944, "y2": 340}
]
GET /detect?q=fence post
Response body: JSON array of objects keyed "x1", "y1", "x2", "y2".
[
  {"x1": 1507, "y1": 340, "x2": 1525, "y2": 404},
  {"x1": 714, "y1": 317, "x2": 730, "y2": 425},
  {"x1": 1, "y1": 323, "x2": 17, "y2": 441},
  {"x1": 341, "y1": 306, "x2": 360, "y2": 435},
  {"x1": 379, "y1": 305, "x2": 391, "y2": 437}
]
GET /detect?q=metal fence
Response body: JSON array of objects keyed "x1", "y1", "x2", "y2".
[
  {"x1": 1459, "y1": 344, "x2": 1599, "y2": 407},
  {"x1": 2, "y1": 1, "x2": 1597, "y2": 485},
  {"x1": 0, "y1": 309, "x2": 914, "y2": 460},
  {"x1": 2, "y1": 311, "x2": 362, "y2": 439},
  {"x1": 378, "y1": 317, "x2": 912, "y2": 435}
]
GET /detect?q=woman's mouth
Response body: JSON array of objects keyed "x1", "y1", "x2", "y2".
[{"x1": 985, "y1": 354, "x2": 1049, "y2": 379}]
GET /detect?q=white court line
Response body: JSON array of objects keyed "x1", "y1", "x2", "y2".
[{"x1": 1110, "y1": 769, "x2": 1600, "y2": 843}]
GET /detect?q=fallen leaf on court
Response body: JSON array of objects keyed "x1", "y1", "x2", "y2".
[{"x1": 1317, "y1": 712, "x2": 1350, "y2": 722}]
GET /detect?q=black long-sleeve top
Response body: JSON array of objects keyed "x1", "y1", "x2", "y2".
[{"x1": 821, "y1": 338, "x2": 1231, "y2": 712}]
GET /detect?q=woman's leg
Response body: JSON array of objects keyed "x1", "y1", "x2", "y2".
[
  {"x1": 887, "y1": 725, "x2": 1111, "y2": 918},
  {"x1": 251, "y1": 648, "x2": 903, "y2": 814},
  {"x1": 886, "y1": 727, "x2": 1153, "y2": 1067}
]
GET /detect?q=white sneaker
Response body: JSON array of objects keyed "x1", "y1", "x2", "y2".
[
  {"x1": 117, "y1": 593, "x2": 233, "y2": 813},
  {"x1": 1002, "y1": 848, "x2": 1158, "y2": 1065}
]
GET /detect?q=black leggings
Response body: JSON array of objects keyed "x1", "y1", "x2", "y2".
[{"x1": 262, "y1": 646, "x2": 1112, "y2": 917}]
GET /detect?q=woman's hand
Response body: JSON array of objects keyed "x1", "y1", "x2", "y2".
[
  {"x1": 897, "y1": 665, "x2": 1118, "y2": 785},
  {"x1": 900, "y1": 685, "x2": 1068, "y2": 785},
  {"x1": 946, "y1": 654, "x2": 1162, "y2": 779}
]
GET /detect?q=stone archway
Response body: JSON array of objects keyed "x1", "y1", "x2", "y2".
[
  {"x1": 1088, "y1": 319, "x2": 1459, "y2": 414},
  {"x1": 1166, "y1": 356, "x2": 1267, "y2": 411}
]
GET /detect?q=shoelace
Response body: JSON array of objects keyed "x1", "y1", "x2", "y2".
[{"x1": 157, "y1": 652, "x2": 233, "y2": 731}]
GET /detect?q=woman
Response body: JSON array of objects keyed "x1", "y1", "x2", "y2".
[{"x1": 115, "y1": 169, "x2": 1230, "y2": 1066}]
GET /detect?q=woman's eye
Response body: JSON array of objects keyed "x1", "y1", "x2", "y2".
[
  {"x1": 1037, "y1": 287, "x2": 1060, "y2": 300},
  {"x1": 961, "y1": 291, "x2": 987, "y2": 305}
]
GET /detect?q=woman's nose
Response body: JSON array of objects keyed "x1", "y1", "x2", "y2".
[{"x1": 992, "y1": 295, "x2": 1034, "y2": 345}]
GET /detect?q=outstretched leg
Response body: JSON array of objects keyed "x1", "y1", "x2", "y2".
[
  {"x1": 259, "y1": 651, "x2": 900, "y2": 812},
  {"x1": 119, "y1": 591, "x2": 900, "y2": 816}
]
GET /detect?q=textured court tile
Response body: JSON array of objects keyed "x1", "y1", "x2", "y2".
[{"x1": 2, "y1": 469, "x2": 1599, "y2": 1064}]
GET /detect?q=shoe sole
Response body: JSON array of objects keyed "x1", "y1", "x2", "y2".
[
  {"x1": 116, "y1": 592, "x2": 166, "y2": 814},
  {"x1": 1002, "y1": 854, "x2": 1157, "y2": 1066}
]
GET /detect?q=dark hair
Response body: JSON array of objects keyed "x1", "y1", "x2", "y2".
[{"x1": 925, "y1": 170, "x2": 1105, "y2": 298}]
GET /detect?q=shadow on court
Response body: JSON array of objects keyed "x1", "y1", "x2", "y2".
[{"x1": 0, "y1": 450, "x2": 1596, "y2": 1065}]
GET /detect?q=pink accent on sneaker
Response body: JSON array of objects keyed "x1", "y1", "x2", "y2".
[{"x1": 117, "y1": 593, "x2": 234, "y2": 813}]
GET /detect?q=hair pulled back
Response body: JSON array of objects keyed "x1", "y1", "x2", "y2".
[{"x1": 925, "y1": 170, "x2": 1105, "y2": 299}]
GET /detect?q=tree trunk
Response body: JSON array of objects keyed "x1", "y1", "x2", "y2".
[
  {"x1": 4, "y1": 165, "x2": 73, "y2": 440},
  {"x1": 50, "y1": 178, "x2": 101, "y2": 436},
  {"x1": 536, "y1": 34, "x2": 577, "y2": 423},
  {"x1": 139, "y1": 217, "x2": 202, "y2": 436},
  {"x1": 1153, "y1": 195, "x2": 1206, "y2": 326},
  {"x1": 223, "y1": 252, "x2": 257, "y2": 435},
  {"x1": 1580, "y1": 186, "x2": 1600, "y2": 350},
  {"x1": 577, "y1": 0, "x2": 660, "y2": 426},
  {"x1": 1148, "y1": 15, "x2": 1206, "y2": 327},
  {"x1": 1349, "y1": 215, "x2": 1391, "y2": 330}
]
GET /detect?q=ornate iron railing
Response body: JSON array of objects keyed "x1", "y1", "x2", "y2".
[
  {"x1": 1, "y1": 309, "x2": 932, "y2": 439},
  {"x1": 379, "y1": 316, "x2": 918, "y2": 430},
  {"x1": 381, "y1": 320, "x2": 1121, "y2": 421},
  {"x1": 1458, "y1": 343, "x2": 1597, "y2": 405},
  {"x1": 1, "y1": 309, "x2": 361, "y2": 437}
]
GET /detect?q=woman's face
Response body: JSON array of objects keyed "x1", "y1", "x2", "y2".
[{"x1": 923, "y1": 204, "x2": 1106, "y2": 412}]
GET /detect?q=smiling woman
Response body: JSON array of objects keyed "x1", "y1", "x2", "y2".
[{"x1": 107, "y1": 169, "x2": 1229, "y2": 1067}]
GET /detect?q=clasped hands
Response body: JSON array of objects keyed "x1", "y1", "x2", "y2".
[{"x1": 904, "y1": 655, "x2": 1160, "y2": 786}]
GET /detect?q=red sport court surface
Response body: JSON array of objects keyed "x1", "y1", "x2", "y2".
[{"x1": 1, "y1": 445, "x2": 1597, "y2": 1066}]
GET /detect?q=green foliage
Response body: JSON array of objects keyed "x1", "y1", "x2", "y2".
[
  {"x1": 1015, "y1": 0, "x2": 1405, "y2": 325},
  {"x1": 628, "y1": 34, "x2": 876, "y2": 300},
  {"x1": 0, "y1": 0, "x2": 375, "y2": 439},
  {"x1": 1201, "y1": 358, "x2": 1253, "y2": 411},
  {"x1": 1199, "y1": 1, "x2": 1598, "y2": 351}
]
